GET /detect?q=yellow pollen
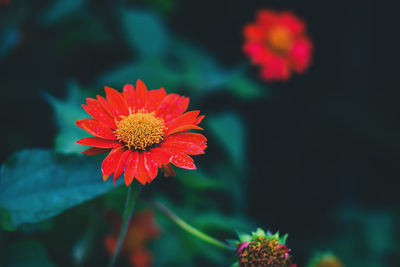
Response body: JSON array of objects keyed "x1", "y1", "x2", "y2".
[
  {"x1": 266, "y1": 26, "x2": 293, "y2": 54},
  {"x1": 115, "y1": 110, "x2": 166, "y2": 150}
]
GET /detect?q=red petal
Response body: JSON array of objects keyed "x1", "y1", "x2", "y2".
[
  {"x1": 280, "y1": 11, "x2": 305, "y2": 36},
  {"x1": 113, "y1": 150, "x2": 131, "y2": 185},
  {"x1": 97, "y1": 95, "x2": 119, "y2": 119},
  {"x1": 135, "y1": 152, "x2": 150, "y2": 185},
  {"x1": 290, "y1": 38, "x2": 312, "y2": 73},
  {"x1": 104, "y1": 235, "x2": 117, "y2": 254},
  {"x1": 261, "y1": 55, "x2": 290, "y2": 81},
  {"x1": 82, "y1": 147, "x2": 110, "y2": 156},
  {"x1": 136, "y1": 79, "x2": 148, "y2": 110},
  {"x1": 243, "y1": 24, "x2": 264, "y2": 42},
  {"x1": 195, "y1": 115, "x2": 205, "y2": 125},
  {"x1": 257, "y1": 10, "x2": 278, "y2": 29},
  {"x1": 148, "y1": 147, "x2": 171, "y2": 166},
  {"x1": 122, "y1": 84, "x2": 136, "y2": 111},
  {"x1": 83, "y1": 98, "x2": 117, "y2": 129},
  {"x1": 165, "y1": 132, "x2": 207, "y2": 149},
  {"x1": 124, "y1": 151, "x2": 139, "y2": 186},
  {"x1": 165, "y1": 110, "x2": 200, "y2": 133},
  {"x1": 162, "y1": 140, "x2": 205, "y2": 155},
  {"x1": 157, "y1": 94, "x2": 189, "y2": 122},
  {"x1": 146, "y1": 88, "x2": 167, "y2": 112},
  {"x1": 128, "y1": 249, "x2": 153, "y2": 267},
  {"x1": 104, "y1": 86, "x2": 129, "y2": 117},
  {"x1": 166, "y1": 125, "x2": 203, "y2": 136},
  {"x1": 243, "y1": 43, "x2": 269, "y2": 65},
  {"x1": 170, "y1": 154, "x2": 196, "y2": 170},
  {"x1": 76, "y1": 119, "x2": 116, "y2": 140},
  {"x1": 101, "y1": 147, "x2": 125, "y2": 179},
  {"x1": 77, "y1": 137, "x2": 121, "y2": 148},
  {"x1": 144, "y1": 151, "x2": 159, "y2": 181}
]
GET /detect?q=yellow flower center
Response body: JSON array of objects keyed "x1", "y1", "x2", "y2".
[
  {"x1": 266, "y1": 26, "x2": 293, "y2": 54},
  {"x1": 115, "y1": 110, "x2": 166, "y2": 150}
]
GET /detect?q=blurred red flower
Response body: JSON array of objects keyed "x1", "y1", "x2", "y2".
[
  {"x1": 243, "y1": 10, "x2": 313, "y2": 81},
  {"x1": 0, "y1": 0, "x2": 9, "y2": 6},
  {"x1": 105, "y1": 210, "x2": 160, "y2": 267},
  {"x1": 76, "y1": 79, "x2": 206, "y2": 185}
]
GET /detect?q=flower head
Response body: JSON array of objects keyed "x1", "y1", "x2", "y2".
[
  {"x1": 307, "y1": 252, "x2": 345, "y2": 267},
  {"x1": 105, "y1": 209, "x2": 160, "y2": 267},
  {"x1": 76, "y1": 79, "x2": 207, "y2": 185},
  {"x1": 231, "y1": 228, "x2": 296, "y2": 267},
  {"x1": 243, "y1": 10, "x2": 312, "y2": 81}
]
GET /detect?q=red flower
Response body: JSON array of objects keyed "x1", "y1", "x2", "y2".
[
  {"x1": 76, "y1": 79, "x2": 207, "y2": 185},
  {"x1": 105, "y1": 210, "x2": 160, "y2": 267},
  {"x1": 0, "y1": 0, "x2": 9, "y2": 5},
  {"x1": 243, "y1": 10, "x2": 312, "y2": 81}
]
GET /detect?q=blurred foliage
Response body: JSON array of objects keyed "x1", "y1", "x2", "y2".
[
  {"x1": 99, "y1": 9, "x2": 265, "y2": 100},
  {"x1": 0, "y1": 239, "x2": 55, "y2": 266},
  {"x1": 1, "y1": 0, "x2": 399, "y2": 266},
  {"x1": 45, "y1": 82, "x2": 89, "y2": 154},
  {"x1": 207, "y1": 112, "x2": 246, "y2": 169}
]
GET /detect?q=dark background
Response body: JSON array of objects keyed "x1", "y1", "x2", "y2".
[{"x1": 1, "y1": 0, "x2": 399, "y2": 266}]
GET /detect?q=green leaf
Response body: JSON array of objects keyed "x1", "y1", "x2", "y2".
[
  {"x1": 175, "y1": 169, "x2": 224, "y2": 191},
  {"x1": 169, "y1": 40, "x2": 234, "y2": 93},
  {"x1": 0, "y1": 239, "x2": 55, "y2": 266},
  {"x1": 236, "y1": 230, "x2": 251, "y2": 243},
  {"x1": 254, "y1": 228, "x2": 265, "y2": 237},
  {"x1": 228, "y1": 75, "x2": 266, "y2": 100},
  {"x1": 99, "y1": 59, "x2": 181, "y2": 91},
  {"x1": 121, "y1": 10, "x2": 168, "y2": 56},
  {"x1": 0, "y1": 149, "x2": 121, "y2": 230},
  {"x1": 45, "y1": 81, "x2": 89, "y2": 154},
  {"x1": 0, "y1": 27, "x2": 20, "y2": 61},
  {"x1": 101, "y1": 18, "x2": 235, "y2": 97},
  {"x1": 207, "y1": 113, "x2": 245, "y2": 168},
  {"x1": 41, "y1": 0, "x2": 86, "y2": 25}
]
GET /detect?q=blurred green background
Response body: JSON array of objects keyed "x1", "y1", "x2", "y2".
[{"x1": 0, "y1": 0, "x2": 399, "y2": 266}]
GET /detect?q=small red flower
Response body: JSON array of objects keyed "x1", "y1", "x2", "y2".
[
  {"x1": 243, "y1": 10, "x2": 313, "y2": 81},
  {"x1": 76, "y1": 79, "x2": 207, "y2": 185},
  {"x1": 105, "y1": 210, "x2": 160, "y2": 267}
]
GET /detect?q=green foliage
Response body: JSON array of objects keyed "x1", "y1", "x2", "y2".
[
  {"x1": 121, "y1": 9, "x2": 168, "y2": 56},
  {"x1": 175, "y1": 168, "x2": 224, "y2": 191},
  {"x1": 233, "y1": 228, "x2": 288, "y2": 247},
  {"x1": 41, "y1": 0, "x2": 86, "y2": 25},
  {"x1": 100, "y1": 9, "x2": 263, "y2": 100},
  {"x1": 153, "y1": 199, "x2": 249, "y2": 266},
  {"x1": 0, "y1": 27, "x2": 20, "y2": 61},
  {"x1": 228, "y1": 75, "x2": 265, "y2": 100},
  {"x1": 45, "y1": 81, "x2": 89, "y2": 154},
  {"x1": 0, "y1": 239, "x2": 55, "y2": 266},
  {"x1": 0, "y1": 149, "x2": 121, "y2": 230},
  {"x1": 207, "y1": 112, "x2": 245, "y2": 168}
]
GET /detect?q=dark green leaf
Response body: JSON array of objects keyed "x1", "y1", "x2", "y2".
[
  {"x1": 45, "y1": 81, "x2": 89, "y2": 154},
  {"x1": 0, "y1": 149, "x2": 121, "y2": 230},
  {"x1": 0, "y1": 239, "x2": 55, "y2": 266},
  {"x1": 207, "y1": 113, "x2": 245, "y2": 167},
  {"x1": 228, "y1": 75, "x2": 266, "y2": 100},
  {"x1": 121, "y1": 10, "x2": 168, "y2": 56},
  {"x1": 175, "y1": 169, "x2": 224, "y2": 191}
]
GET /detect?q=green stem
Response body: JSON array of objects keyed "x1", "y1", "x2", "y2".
[
  {"x1": 109, "y1": 184, "x2": 141, "y2": 267},
  {"x1": 153, "y1": 201, "x2": 233, "y2": 251}
]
